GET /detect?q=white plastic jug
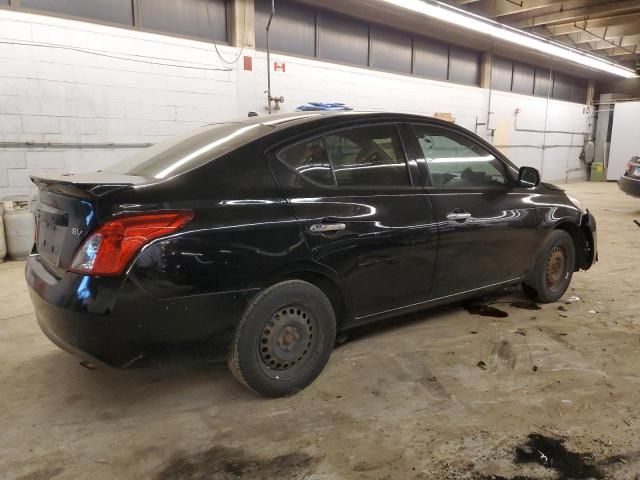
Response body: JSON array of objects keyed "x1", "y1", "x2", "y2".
[{"x1": 3, "y1": 196, "x2": 35, "y2": 261}]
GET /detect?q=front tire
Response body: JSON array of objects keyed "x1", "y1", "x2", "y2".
[
  {"x1": 523, "y1": 230, "x2": 575, "y2": 303},
  {"x1": 228, "y1": 280, "x2": 336, "y2": 397}
]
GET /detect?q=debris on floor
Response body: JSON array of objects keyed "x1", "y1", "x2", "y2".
[
  {"x1": 477, "y1": 361, "x2": 488, "y2": 370},
  {"x1": 566, "y1": 295, "x2": 582, "y2": 303}
]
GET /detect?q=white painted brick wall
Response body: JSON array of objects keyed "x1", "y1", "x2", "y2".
[{"x1": 0, "y1": 8, "x2": 591, "y2": 197}]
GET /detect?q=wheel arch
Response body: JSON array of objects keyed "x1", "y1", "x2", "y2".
[
  {"x1": 279, "y1": 270, "x2": 351, "y2": 331},
  {"x1": 554, "y1": 222, "x2": 588, "y2": 271}
]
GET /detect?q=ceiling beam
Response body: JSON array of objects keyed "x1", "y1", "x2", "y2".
[
  {"x1": 572, "y1": 26, "x2": 640, "y2": 42},
  {"x1": 487, "y1": 0, "x2": 576, "y2": 18},
  {"x1": 540, "y1": 12, "x2": 640, "y2": 36},
  {"x1": 562, "y1": 31, "x2": 640, "y2": 48},
  {"x1": 614, "y1": 53, "x2": 640, "y2": 64},
  {"x1": 588, "y1": 37, "x2": 640, "y2": 52},
  {"x1": 515, "y1": 0, "x2": 640, "y2": 28},
  {"x1": 596, "y1": 46, "x2": 638, "y2": 56}
]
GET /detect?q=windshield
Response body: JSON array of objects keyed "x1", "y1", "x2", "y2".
[{"x1": 105, "y1": 122, "x2": 274, "y2": 179}]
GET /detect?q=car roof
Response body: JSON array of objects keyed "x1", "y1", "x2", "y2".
[{"x1": 214, "y1": 111, "x2": 457, "y2": 130}]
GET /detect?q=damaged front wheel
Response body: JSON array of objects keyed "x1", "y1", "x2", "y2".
[{"x1": 523, "y1": 230, "x2": 575, "y2": 303}]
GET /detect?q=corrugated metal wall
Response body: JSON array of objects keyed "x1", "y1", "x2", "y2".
[
  {"x1": 492, "y1": 56, "x2": 587, "y2": 103},
  {"x1": 10, "y1": 0, "x2": 227, "y2": 42},
  {"x1": 21, "y1": 0, "x2": 134, "y2": 25},
  {"x1": 255, "y1": 0, "x2": 483, "y2": 86},
  {"x1": 138, "y1": 0, "x2": 226, "y2": 42}
]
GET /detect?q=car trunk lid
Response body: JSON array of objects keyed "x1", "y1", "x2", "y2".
[{"x1": 31, "y1": 172, "x2": 148, "y2": 275}]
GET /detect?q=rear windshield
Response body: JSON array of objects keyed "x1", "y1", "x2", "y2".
[{"x1": 105, "y1": 122, "x2": 273, "y2": 179}]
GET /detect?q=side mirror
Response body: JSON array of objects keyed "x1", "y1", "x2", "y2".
[{"x1": 518, "y1": 166, "x2": 540, "y2": 188}]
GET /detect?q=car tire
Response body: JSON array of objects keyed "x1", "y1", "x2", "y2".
[
  {"x1": 228, "y1": 280, "x2": 336, "y2": 397},
  {"x1": 523, "y1": 230, "x2": 575, "y2": 303}
]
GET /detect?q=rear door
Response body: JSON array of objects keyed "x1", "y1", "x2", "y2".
[
  {"x1": 268, "y1": 122, "x2": 437, "y2": 320},
  {"x1": 409, "y1": 123, "x2": 538, "y2": 297}
]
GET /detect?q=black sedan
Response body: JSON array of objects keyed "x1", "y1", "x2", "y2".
[
  {"x1": 26, "y1": 112, "x2": 597, "y2": 397},
  {"x1": 618, "y1": 156, "x2": 640, "y2": 197}
]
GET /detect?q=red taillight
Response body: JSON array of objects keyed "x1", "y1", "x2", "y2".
[{"x1": 68, "y1": 211, "x2": 193, "y2": 276}]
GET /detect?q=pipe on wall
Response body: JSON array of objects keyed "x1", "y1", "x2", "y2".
[
  {"x1": 494, "y1": 144, "x2": 581, "y2": 149},
  {"x1": 0, "y1": 142, "x2": 153, "y2": 149},
  {"x1": 514, "y1": 110, "x2": 590, "y2": 136}
]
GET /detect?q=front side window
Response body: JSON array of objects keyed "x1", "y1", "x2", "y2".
[
  {"x1": 277, "y1": 124, "x2": 411, "y2": 189},
  {"x1": 414, "y1": 126, "x2": 508, "y2": 188}
]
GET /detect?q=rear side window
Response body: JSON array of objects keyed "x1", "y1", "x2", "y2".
[
  {"x1": 325, "y1": 125, "x2": 410, "y2": 187},
  {"x1": 413, "y1": 125, "x2": 508, "y2": 188},
  {"x1": 105, "y1": 123, "x2": 273, "y2": 179},
  {"x1": 277, "y1": 124, "x2": 410, "y2": 188},
  {"x1": 277, "y1": 138, "x2": 334, "y2": 186}
]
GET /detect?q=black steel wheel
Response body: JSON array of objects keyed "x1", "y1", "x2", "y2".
[
  {"x1": 258, "y1": 305, "x2": 317, "y2": 376},
  {"x1": 545, "y1": 245, "x2": 567, "y2": 293},
  {"x1": 228, "y1": 280, "x2": 336, "y2": 397},
  {"x1": 523, "y1": 230, "x2": 575, "y2": 303}
]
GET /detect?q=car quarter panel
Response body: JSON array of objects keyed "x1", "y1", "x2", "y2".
[{"x1": 108, "y1": 143, "x2": 313, "y2": 299}]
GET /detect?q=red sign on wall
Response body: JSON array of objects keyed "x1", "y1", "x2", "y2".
[
  {"x1": 243, "y1": 56, "x2": 253, "y2": 71},
  {"x1": 274, "y1": 62, "x2": 286, "y2": 73}
]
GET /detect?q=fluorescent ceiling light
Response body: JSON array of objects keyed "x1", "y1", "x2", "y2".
[{"x1": 379, "y1": 0, "x2": 637, "y2": 78}]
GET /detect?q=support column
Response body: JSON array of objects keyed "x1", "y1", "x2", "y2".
[
  {"x1": 586, "y1": 80, "x2": 596, "y2": 106},
  {"x1": 480, "y1": 52, "x2": 493, "y2": 89},
  {"x1": 229, "y1": 0, "x2": 255, "y2": 48}
]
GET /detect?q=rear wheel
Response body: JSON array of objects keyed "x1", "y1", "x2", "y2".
[
  {"x1": 228, "y1": 280, "x2": 336, "y2": 397},
  {"x1": 523, "y1": 230, "x2": 575, "y2": 303}
]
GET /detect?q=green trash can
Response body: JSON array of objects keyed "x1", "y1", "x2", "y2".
[{"x1": 590, "y1": 162, "x2": 606, "y2": 182}]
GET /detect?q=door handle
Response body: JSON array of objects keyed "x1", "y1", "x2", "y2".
[
  {"x1": 447, "y1": 212, "x2": 472, "y2": 221},
  {"x1": 310, "y1": 223, "x2": 346, "y2": 233}
]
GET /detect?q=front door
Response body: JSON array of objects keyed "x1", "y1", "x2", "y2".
[
  {"x1": 268, "y1": 122, "x2": 437, "y2": 320},
  {"x1": 410, "y1": 124, "x2": 538, "y2": 297}
]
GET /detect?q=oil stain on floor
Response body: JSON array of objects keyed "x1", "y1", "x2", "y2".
[
  {"x1": 510, "y1": 302, "x2": 542, "y2": 311},
  {"x1": 156, "y1": 445, "x2": 317, "y2": 480},
  {"x1": 465, "y1": 304, "x2": 509, "y2": 318},
  {"x1": 514, "y1": 433, "x2": 604, "y2": 479}
]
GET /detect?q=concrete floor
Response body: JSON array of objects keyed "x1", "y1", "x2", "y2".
[{"x1": 2, "y1": 181, "x2": 640, "y2": 480}]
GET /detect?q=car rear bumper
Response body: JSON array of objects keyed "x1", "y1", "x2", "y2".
[
  {"x1": 26, "y1": 255, "x2": 254, "y2": 367},
  {"x1": 618, "y1": 175, "x2": 640, "y2": 198}
]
